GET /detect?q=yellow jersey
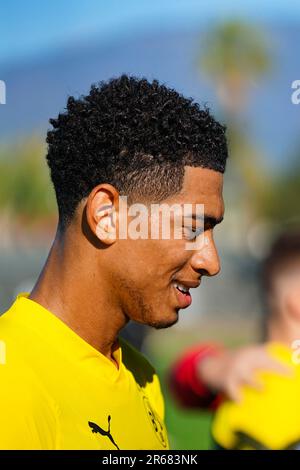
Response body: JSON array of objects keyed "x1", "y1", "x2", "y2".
[
  {"x1": 0, "y1": 293, "x2": 169, "y2": 450},
  {"x1": 212, "y1": 342, "x2": 300, "y2": 450}
]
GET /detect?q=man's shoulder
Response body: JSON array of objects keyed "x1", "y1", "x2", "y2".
[
  {"x1": 0, "y1": 302, "x2": 25, "y2": 361},
  {"x1": 0, "y1": 299, "x2": 38, "y2": 363},
  {"x1": 0, "y1": 353, "x2": 58, "y2": 449},
  {"x1": 0, "y1": 356, "x2": 57, "y2": 437},
  {"x1": 0, "y1": 300, "x2": 55, "y2": 402}
]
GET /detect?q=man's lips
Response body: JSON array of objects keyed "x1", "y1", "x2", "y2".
[
  {"x1": 172, "y1": 279, "x2": 201, "y2": 308},
  {"x1": 174, "y1": 280, "x2": 201, "y2": 289}
]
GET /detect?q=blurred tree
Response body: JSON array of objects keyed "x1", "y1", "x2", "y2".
[
  {"x1": 199, "y1": 20, "x2": 271, "y2": 116},
  {"x1": 261, "y1": 156, "x2": 300, "y2": 226},
  {"x1": 198, "y1": 20, "x2": 275, "y2": 229},
  {"x1": 0, "y1": 136, "x2": 56, "y2": 224}
]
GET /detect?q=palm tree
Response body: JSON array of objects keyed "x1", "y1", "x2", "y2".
[
  {"x1": 198, "y1": 20, "x2": 273, "y2": 224},
  {"x1": 0, "y1": 136, "x2": 56, "y2": 224},
  {"x1": 199, "y1": 20, "x2": 271, "y2": 116}
]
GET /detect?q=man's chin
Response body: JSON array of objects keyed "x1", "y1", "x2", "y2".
[{"x1": 149, "y1": 311, "x2": 179, "y2": 330}]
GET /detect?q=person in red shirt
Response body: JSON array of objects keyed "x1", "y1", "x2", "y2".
[{"x1": 169, "y1": 342, "x2": 287, "y2": 410}]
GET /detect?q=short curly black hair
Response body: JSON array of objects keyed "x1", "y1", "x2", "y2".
[{"x1": 46, "y1": 75, "x2": 228, "y2": 229}]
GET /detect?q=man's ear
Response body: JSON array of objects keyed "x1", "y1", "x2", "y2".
[{"x1": 86, "y1": 184, "x2": 119, "y2": 245}]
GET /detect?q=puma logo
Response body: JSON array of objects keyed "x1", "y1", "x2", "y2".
[{"x1": 88, "y1": 415, "x2": 120, "y2": 450}]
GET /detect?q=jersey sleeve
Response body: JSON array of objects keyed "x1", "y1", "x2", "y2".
[
  {"x1": 212, "y1": 343, "x2": 300, "y2": 450},
  {"x1": 168, "y1": 343, "x2": 223, "y2": 410},
  {"x1": 0, "y1": 364, "x2": 58, "y2": 449}
]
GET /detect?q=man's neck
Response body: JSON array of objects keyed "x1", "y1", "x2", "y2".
[{"x1": 29, "y1": 232, "x2": 128, "y2": 366}]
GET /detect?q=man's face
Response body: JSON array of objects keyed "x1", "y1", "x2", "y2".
[
  {"x1": 272, "y1": 258, "x2": 300, "y2": 318},
  {"x1": 110, "y1": 166, "x2": 224, "y2": 329}
]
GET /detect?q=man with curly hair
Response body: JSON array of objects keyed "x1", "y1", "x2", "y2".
[{"x1": 0, "y1": 75, "x2": 228, "y2": 449}]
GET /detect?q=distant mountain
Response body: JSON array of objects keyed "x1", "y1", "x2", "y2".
[{"x1": 1, "y1": 23, "x2": 299, "y2": 166}]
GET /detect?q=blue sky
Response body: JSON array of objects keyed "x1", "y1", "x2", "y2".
[{"x1": 2, "y1": 0, "x2": 300, "y2": 66}]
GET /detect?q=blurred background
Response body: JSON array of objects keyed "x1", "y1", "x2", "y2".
[{"x1": 1, "y1": 0, "x2": 300, "y2": 449}]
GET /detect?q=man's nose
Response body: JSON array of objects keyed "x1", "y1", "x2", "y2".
[{"x1": 190, "y1": 233, "x2": 221, "y2": 277}]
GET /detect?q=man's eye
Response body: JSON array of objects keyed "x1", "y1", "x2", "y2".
[{"x1": 183, "y1": 227, "x2": 203, "y2": 240}]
